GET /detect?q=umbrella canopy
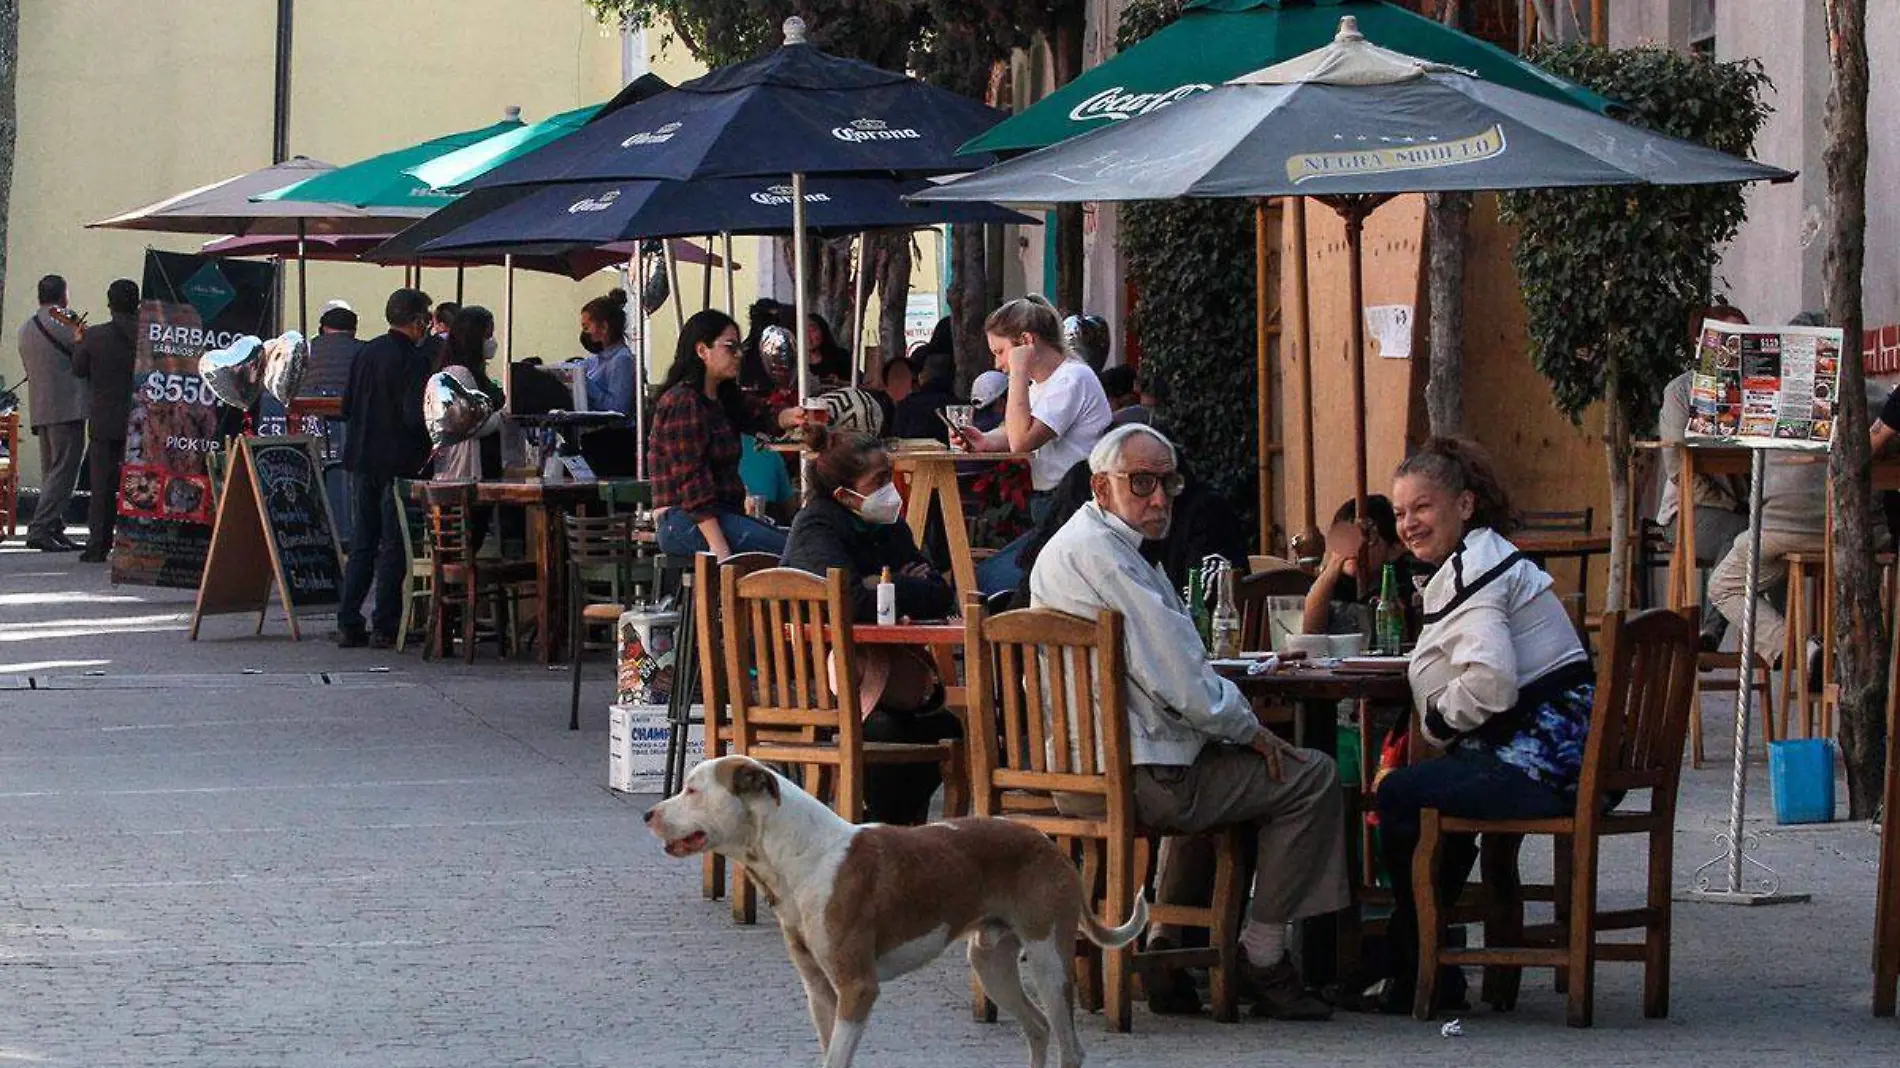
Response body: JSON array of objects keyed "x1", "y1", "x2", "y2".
[
  {"x1": 462, "y1": 23, "x2": 1003, "y2": 189},
  {"x1": 917, "y1": 20, "x2": 1791, "y2": 206},
  {"x1": 87, "y1": 157, "x2": 424, "y2": 236},
  {"x1": 199, "y1": 231, "x2": 728, "y2": 278},
  {"x1": 965, "y1": 0, "x2": 1617, "y2": 154},
  {"x1": 407, "y1": 74, "x2": 676, "y2": 191},
  {"x1": 402, "y1": 176, "x2": 1034, "y2": 256},
  {"x1": 257, "y1": 116, "x2": 525, "y2": 210}
]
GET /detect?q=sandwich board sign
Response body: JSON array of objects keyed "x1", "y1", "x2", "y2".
[{"x1": 189, "y1": 435, "x2": 344, "y2": 640}]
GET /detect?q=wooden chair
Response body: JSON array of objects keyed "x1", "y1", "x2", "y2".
[
  {"x1": 392, "y1": 480, "x2": 434, "y2": 654},
  {"x1": 720, "y1": 566, "x2": 962, "y2": 901},
  {"x1": 421, "y1": 483, "x2": 539, "y2": 663},
  {"x1": 565, "y1": 513, "x2": 643, "y2": 731},
  {"x1": 0, "y1": 411, "x2": 20, "y2": 541},
  {"x1": 1235, "y1": 567, "x2": 1315, "y2": 651},
  {"x1": 1875, "y1": 596, "x2": 1900, "y2": 1016},
  {"x1": 1412, "y1": 608, "x2": 1700, "y2": 1028},
  {"x1": 963, "y1": 605, "x2": 1248, "y2": 1032}
]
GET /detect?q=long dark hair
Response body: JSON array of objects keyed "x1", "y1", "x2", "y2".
[
  {"x1": 807, "y1": 312, "x2": 850, "y2": 377},
  {"x1": 660, "y1": 309, "x2": 743, "y2": 415},
  {"x1": 1394, "y1": 437, "x2": 1517, "y2": 535},
  {"x1": 444, "y1": 306, "x2": 495, "y2": 379}
]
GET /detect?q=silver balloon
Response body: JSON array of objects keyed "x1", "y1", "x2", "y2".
[
  {"x1": 640, "y1": 254, "x2": 670, "y2": 316},
  {"x1": 423, "y1": 366, "x2": 496, "y2": 448},
  {"x1": 261, "y1": 330, "x2": 308, "y2": 405},
  {"x1": 759, "y1": 325, "x2": 794, "y2": 379},
  {"x1": 199, "y1": 335, "x2": 265, "y2": 409},
  {"x1": 1063, "y1": 314, "x2": 1111, "y2": 371}
]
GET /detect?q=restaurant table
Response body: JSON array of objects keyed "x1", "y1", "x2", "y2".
[
  {"x1": 412, "y1": 479, "x2": 618, "y2": 664},
  {"x1": 1215, "y1": 658, "x2": 1413, "y2": 986},
  {"x1": 891, "y1": 449, "x2": 1031, "y2": 605}
]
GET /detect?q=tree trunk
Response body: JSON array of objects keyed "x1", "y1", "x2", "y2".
[
  {"x1": 947, "y1": 223, "x2": 990, "y2": 395},
  {"x1": 1823, "y1": 0, "x2": 1887, "y2": 818},
  {"x1": 1050, "y1": 8, "x2": 1086, "y2": 314},
  {"x1": 1602, "y1": 358, "x2": 1631, "y2": 614},
  {"x1": 1425, "y1": 191, "x2": 1470, "y2": 436},
  {"x1": 876, "y1": 231, "x2": 913, "y2": 371},
  {"x1": 0, "y1": 0, "x2": 18, "y2": 332}
]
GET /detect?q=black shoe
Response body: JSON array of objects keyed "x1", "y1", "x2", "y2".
[
  {"x1": 1805, "y1": 637, "x2": 1825, "y2": 695},
  {"x1": 1242, "y1": 950, "x2": 1333, "y2": 1021},
  {"x1": 53, "y1": 532, "x2": 83, "y2": 551},
  {"x1": 1698, "y1": 627, "x2": 1725, "y2": 653},
  {"x1": 368, "y1": 632, "x2": 397, "y2": 650},
  {"x1": 1137, "y1": 938, "x2": 1204, "y2": 1016},
  {"x1": 25, "y1": 535, "x2": 78, "y2": 552},
  {"x1": 333, "y1": 628, "x2": 369, "y2": 649},
  {"x1": 77, "y1": 550, "x2": 109, "y2": 563}
]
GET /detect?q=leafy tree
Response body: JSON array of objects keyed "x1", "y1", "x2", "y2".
[{"x1": 1499, "y1": 45, "x2": 1772, "y2": 613}]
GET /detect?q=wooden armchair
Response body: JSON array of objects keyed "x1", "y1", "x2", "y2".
[
  {"x1": 420, "y1": 483, "x2": 538, "y2": 662},
  {"x1": 1412, "y1": 608, "x2": 1700, "y2": 1027},
  {"x1": 963, "y1": 605, "x2": 1248, "y2": 1031}
]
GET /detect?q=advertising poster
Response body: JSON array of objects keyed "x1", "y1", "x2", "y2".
[
  {"x1": 1686, "y1": 319, "x2": 1844, "y2": 451},
  {"x1": 113, "y1": 251, "x2": 276, "y2": 587}
]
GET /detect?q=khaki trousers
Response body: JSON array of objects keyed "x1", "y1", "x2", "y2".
[
  {"x1": 1133, "y1": 743, "x2": 1351, "y2": 933},
  {"x1": 1708, "y1": 527, "x2": 1826, "y2": 664}
]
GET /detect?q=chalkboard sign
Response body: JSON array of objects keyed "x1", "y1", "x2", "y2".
[
  {"x1": 248, "y1": 439, "x2": 343, "y2": 608},
  {"x1": 190, "y1": 436, "x2": 343, "y2": 641}
]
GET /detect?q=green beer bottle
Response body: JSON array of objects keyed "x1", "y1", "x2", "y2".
[{"x1": 1375, "y1": 563, "x2": 1406, "y2": 655}]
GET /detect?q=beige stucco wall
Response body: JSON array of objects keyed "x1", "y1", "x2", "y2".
[{"x1": 4, "y1": 1, "x2": 950, "y2": 488}]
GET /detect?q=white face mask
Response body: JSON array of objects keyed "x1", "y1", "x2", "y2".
[
  {"x1": 481, "y1": 337, "x2": 498, "y2": 362},
  {"x1": 846, "y1": 483, "x2": 903, "y2": 526}
]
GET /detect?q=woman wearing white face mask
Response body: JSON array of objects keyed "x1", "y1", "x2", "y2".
[
  {"x1": 431, "y1": 306, "x2": 504, "y2": 485},
  {"x1": 781, "y1": 427, "x2": 959, "y2": 824}
]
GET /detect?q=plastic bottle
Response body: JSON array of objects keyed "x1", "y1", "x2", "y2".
[
  {"x1": 876, "y1": 566, "x2": 897, "y2": 625},
  {"x1": 1376, "y1": 563, "x2": 1406, "y2": 655}
]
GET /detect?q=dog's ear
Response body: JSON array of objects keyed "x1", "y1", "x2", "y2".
[{"x1": 731, "y1": 762, "x2": 781, "y2": 805}]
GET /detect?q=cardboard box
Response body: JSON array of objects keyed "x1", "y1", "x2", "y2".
[{"x1": 609, "y1": 703, "x2": 704, "y2": 794}]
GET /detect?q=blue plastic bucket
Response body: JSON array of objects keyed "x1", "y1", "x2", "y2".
[{"x1": 1768, "y1": 738, "x2": 1836, "y2": 825}]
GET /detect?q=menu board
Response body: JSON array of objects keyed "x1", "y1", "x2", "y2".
[
  {"x1": 1686, "y1": 319, "x2": 1845, "y2": 451},
  {"x1": 190, "y1": 436, "x2": 342, "y2": 641},
  {"x1": 114, "y1": 251, "x2": 276, "y2": 587}
]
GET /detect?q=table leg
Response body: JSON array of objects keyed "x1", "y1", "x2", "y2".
[
  {"x1": 534, "y1": 504, "x2": 558, "y2": 666},
  {"x1": 932, "y1": 463, "x2": 978, "y2": 606},
  {"x1": 1296, "y1": 697, "x2": 1342, "y2": 987}
]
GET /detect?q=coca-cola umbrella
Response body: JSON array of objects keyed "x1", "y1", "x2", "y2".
[
  {"x1": 915, "y1": 15, "x2": 1793, "y2": 542},
  {"x1": 462, "y1": 16, "x2": 1005, "y2": 403}
]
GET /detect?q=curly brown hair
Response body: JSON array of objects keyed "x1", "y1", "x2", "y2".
[{"x1": 1394, "y1": 437, "x2": 1518, "y2": 535}]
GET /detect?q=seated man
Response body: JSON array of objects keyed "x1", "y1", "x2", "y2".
[{"x1": 1030, "y1": 423, "x2": 1348, "y2": 1019}]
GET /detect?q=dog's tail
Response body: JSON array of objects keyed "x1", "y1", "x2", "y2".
[{"x1": 1077, "y1": 891, "x2": 1150, "y2": 950}]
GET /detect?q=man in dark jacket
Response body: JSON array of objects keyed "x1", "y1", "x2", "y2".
[
  {"x1": 71, "y1": 279, "x2": 141, "y2": 562},
  {"x1": 335, "y1": 289, "x2": 434, "y2": 648}
]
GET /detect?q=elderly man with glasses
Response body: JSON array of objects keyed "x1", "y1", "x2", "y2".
[{"x1": 1029, "y1": 423, "x2": 1347, "y2": 1020}]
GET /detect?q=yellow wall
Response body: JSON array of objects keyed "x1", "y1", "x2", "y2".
[{"x1": 3, "y1": 1, "x2": 958, "y2": 487}]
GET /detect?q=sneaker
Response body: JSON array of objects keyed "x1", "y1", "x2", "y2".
[
  {"x1": 1243, "y1": 952, "x2": 1333, "y2": 1021},
  {"x1": 24, "y1": 535, "x2": 78, "y2": 552},
  {"x1": 368, "y1": 632, "x2": 397, "y2": 651},
  {"x1": 333, "y1": 628, "x2": 369, "y2": 649}
]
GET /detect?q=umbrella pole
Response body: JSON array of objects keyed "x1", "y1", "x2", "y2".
[
  {"x1": 722, "y1": 232, "x2": 735, "y2": 314},
  {"x1": 793, "y1": 172, "x2": 810, "y2": 404},
  {"x1": 1291, "y1": 198, "x2": 1316, "y2": 541},
  {"x1": 701, "y1": 238, "x2": 713, "y2": 310},
  {"x1": 1326, "y1": 194, "x2": 1391, "y2": 581},
  {"x1": 296, "y1": 221, "x2": 308, "y2": 337},
  {"x1": 502, "y1": 253, "x2": 516, "y2": 415},
  {"x1": 1254, "y1": 202, "x2": 1272, "y2": 556},
  {"x1": 456, "y1": 262, "x2": 465, "y2": 305},
  {"x1": 850, "y1": 232, "x2": 869, "y2": 386},
  {"x1": 632, "y1": 253, "x2": 647, "y2": 481}
]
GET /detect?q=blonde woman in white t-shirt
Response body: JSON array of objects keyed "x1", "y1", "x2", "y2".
[{"x1": 956, "y1": 295, "x2": 1114, "y2": 594}]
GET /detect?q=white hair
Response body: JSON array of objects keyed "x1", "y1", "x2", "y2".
[{"x1": 1089, "y1": 423, "x2": 1177, "y2": 474}]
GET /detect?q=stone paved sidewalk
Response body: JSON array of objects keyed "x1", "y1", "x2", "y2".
[{"x1": 0, "y1": 539, "x2": 1893, "y2": 1066}]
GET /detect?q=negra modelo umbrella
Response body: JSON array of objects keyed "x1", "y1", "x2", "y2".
[
  {"x1": 916, "y1": 15, "x2": 1793, "y2": 529},
  {"x1": 464, "y1": 16, "x2": 1004, "y2": 401}
]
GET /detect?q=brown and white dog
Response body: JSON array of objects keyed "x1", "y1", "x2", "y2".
[{"x1": 644, "y1": 755, "x2": 1148, "y2": 1068}]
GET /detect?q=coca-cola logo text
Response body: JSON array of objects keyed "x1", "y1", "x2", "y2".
[{"x1": 1068, "y1": 84, "x2": 1211, "y2": 124}]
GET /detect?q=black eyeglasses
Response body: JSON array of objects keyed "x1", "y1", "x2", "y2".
[{"x1": 1106, "y1": 470, "x2": 1184, "y2": 498}]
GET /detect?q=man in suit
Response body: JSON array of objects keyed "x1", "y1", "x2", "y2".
[
  {"x1": 71, "y1": 279, "x2": 141, "y2": 562},
  {"x1": 335, "y1": 289, "x2": 434, "y2": 649},
  {"x1": 17, "y1": 274, "x2": 88, "y2": 551}
]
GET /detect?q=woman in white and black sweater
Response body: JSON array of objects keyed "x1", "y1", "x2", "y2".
[{"x1": 1366, "y1": 438, "x2": 1596, "y2": 1015}]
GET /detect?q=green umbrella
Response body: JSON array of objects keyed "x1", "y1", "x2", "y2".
[
  {"x1": 964, "y1": 0, "x2": 1614, "y2": 154},
  {"x1": 256, "y1": 116, "x2": 524, "y2": 210},
  {"x1": 406, "y1": 104, "x2": 601, "y2": 191}
]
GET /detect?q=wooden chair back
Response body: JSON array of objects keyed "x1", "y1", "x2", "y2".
[
  {"x1": 1235, "y1": 568, "x2": 1315, "y2": 651},
  {"x1": 1577, "y1": 608, "x2": 1701, "y2": 822},
  {"x1": 421, "y1": 482, "x2": 481, "y2": 573},
  {"x1": 0, "y1": 410, "x2": 20, "y2": 538},
  {"x1": 695, "y1": 551, "x2": 780, "y2": 735},
  {"x1": 1521, "y1": 507, "x2": 1595, "y2": 533},
  {"x1": 565, "y1": 513, "x2": 641, "y2": 606},
  {"x1": 722, "y1": 565, "x2": 866, "y2": 817},
  {"x1": 964, "y1": 605, "x2": 1131, "y2": 837},
  {"x1": 599, "y1": 479, "x2": 652, "y2": 515}
]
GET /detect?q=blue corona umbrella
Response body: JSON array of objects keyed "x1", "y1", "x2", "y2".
[{"x1": 463, "y1": 17, "x2": 1005, "y2": 401}]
